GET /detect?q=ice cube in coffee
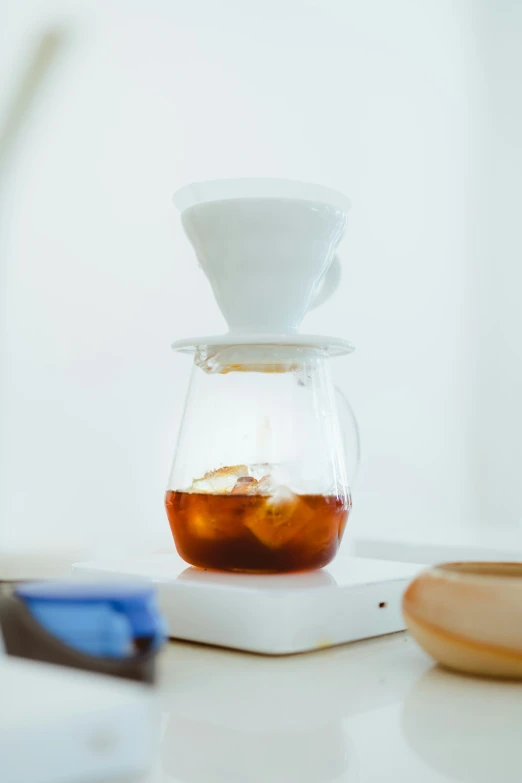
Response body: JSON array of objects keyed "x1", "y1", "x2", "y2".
[{"x1": 165, "y1": 465, "x2": 351, "y2": 573}]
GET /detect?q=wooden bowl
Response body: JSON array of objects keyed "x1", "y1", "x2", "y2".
[{"x1": 403, "y1": 562, "x2": 522, "y2": 679}]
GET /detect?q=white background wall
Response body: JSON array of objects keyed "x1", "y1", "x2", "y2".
[{"x1": 0, "y1": 0, "x2": 520, "y2": 556}]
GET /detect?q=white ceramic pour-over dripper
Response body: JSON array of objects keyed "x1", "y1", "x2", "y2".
[{"x1": 173, "y1": 179, "x2": 350, "y2": 336}]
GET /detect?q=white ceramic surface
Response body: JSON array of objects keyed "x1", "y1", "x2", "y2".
[
  {"x1": 0, "y1": 656, "x2": 155, "y2": 783},
  {"x1": 174, "y1": 179, "x2": 349, "y2": 335},
  {"x1": 170, "y1": 331, "x2": 355, "y2": 356},
  {"x1": 7, "y1": 556, "x2": 522, "y2": 783},
  {"x1": 73, "y1": 555, "x2": 422, "y2": 654},
  {"x1": 146, "y1": 633, "x2": 522, "y2": 783}
]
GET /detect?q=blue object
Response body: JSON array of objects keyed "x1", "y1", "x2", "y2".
[{"x1": 15, "y1": 581, "x2": 167, "y2": 658}]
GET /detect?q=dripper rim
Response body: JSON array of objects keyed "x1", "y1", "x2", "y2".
[{"x1": 173, "y1": 178, "x2": 351, "y2": 215}]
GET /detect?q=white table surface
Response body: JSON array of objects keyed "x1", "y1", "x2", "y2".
[
  {"x1": 138, "y1": 631, "x2": 522, "y2": 783},
  {"x1": 3, "y1": 552, "x2": 521, "y2": 782}
]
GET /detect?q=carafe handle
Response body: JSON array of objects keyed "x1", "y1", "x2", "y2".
[
  {"x1": 310, "y1": 254, "x2": 342, "y2": 310},
  {"x1": 335, "y1": 385, "x2": 360, "y2": 488}
]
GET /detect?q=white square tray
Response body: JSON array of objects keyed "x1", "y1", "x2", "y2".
[{"x1": 73, "y1": 554, "x2": 423, "y2": 655}]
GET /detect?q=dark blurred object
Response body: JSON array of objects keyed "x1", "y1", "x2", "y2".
[{"x1": 0, "y1": 581, "x2": 167, "y2": 683}]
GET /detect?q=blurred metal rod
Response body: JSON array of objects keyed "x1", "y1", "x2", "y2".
[{"x1": 0, "y1": 28, "x2": 65, "y2": 170}]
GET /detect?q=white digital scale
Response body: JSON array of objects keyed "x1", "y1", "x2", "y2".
[{"x1": 73, "y1": 554, "x2": 423, "y2": 654}]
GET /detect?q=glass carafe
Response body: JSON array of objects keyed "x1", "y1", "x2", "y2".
[{"x1": 165, "y1": 344, "x2": 358, "y2": 573}]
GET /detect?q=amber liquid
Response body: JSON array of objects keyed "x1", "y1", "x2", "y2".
[{"x1": 165, "y1": 490, "x2": 351, "y2": 573}]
